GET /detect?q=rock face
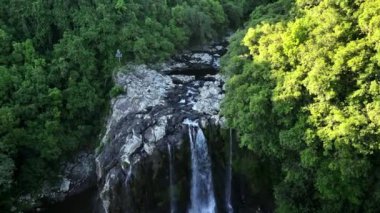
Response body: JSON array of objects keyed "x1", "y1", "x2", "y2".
[
  {"x1": 96, "y1": 43, "x2": 226, "y2": 213},
  {"x1": 19, "y1": 151, "x2": 96, "y2": 210}
]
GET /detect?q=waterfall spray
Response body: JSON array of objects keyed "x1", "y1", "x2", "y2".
[
  {"x1": 226, "y1": 128, "x2": 233, "y2": 213},
  {"x1": 124, "y1": 164, "x2": 133, "y2": 187},
  {"x1": 184, "y1": 119, "x2": 216, "y2": 213},
  {"x1": 168, "y1": 143, "x2": 176, "y2": 213}
]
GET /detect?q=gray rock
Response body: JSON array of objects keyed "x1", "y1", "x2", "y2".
[
  {"x1": 189, "y1": 53, "x2": 213, "y2": 64},
  {"x1": 143, "y1": 143, "x2": 156, "y2": 155},
  {"x1": 59, "y1": 178, "x2": 70, "y2": 192},
  {"x1": 160, "y1": 62, "x2": 187, "y2": 73},
  {"x1": 120, "y1": 132, "x2": 143, "y2": 164},
  {"x1": 171, "y1": 75, "x2": 195, "y2": 83},
  {"x1": 192, "y1": 79, "x2": 224, "y2": 115},
  {"x1": 96, "y1": 44, "x2": 227, "y2": 212},
  {"x1": 144, "y1": 116, "x2": 168, "y2": 143}
]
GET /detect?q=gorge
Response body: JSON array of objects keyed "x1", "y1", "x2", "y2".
[
  {"x1": 95, "y1": 42, "x2": 226, "y2": 212},
  {"x1": 41, "y1": 42, "x2": 272, "y2": 213},
  {"x1": 3, "y1": 1, "x2": 379, "y2": 212}
]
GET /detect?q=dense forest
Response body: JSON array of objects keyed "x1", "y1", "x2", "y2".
[
  {"x1": 222, "y1": 0, "x2": 380, "y2": 212},
  {"x1": 0, "y1": 0, "x2": 270, "y2": 211},
  {"x1": 1, "y1": 0, "x2": 380, "y2": 212}
]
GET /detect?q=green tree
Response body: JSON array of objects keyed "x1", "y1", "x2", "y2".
[
  {"x1": 0, "y1": 0, "x2": 269, "y2": 210},
  {"x1": 222, "y1": 0, "x2": 380, "y2": 212}
]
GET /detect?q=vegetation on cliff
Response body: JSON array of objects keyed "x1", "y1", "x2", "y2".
[
  {"x1": 222, "y1": 0, "x2": 380, "y2": 212},
  {"x1": 3, "y1": 0, "x2": 378, "y2": 212},
  {"x1": 0, "y1": 0, "x2": 269, "y2": 210}
]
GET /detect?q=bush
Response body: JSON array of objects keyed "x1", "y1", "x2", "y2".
[{"x1": 110, "y1": 85, "x2": 125, "y2": 98}]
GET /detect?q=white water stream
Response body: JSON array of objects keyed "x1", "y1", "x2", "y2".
[
  {"x1": 226, "y1": 128, "x2": 233, "y2": 213},
  {"x1": 184, "y1": 119, "x2": 216, "y2": 213},
  {"x1": 168, "y1": 143, "x2": 176, "y2": 213}
]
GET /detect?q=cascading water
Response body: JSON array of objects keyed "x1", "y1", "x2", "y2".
[
  {"x1": 168, "y1": 143, "x2": 176, "y2": 213},
  {"x1": 225, "y1": 128, "x2": 233, "y2": 213},
  {"x1": 184, "y1": 119, "x2": 216, "y2": 213},
  {"x1": 124, "y1": 164, "x2": 133, "y2": 187}
]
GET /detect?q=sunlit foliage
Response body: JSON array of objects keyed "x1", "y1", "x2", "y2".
[{"x1": 222, "y1": 0, "x2": 380, "y2": 212}]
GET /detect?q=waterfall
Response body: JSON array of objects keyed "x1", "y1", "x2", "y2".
[
  {"x1": 124, "y1": 164, "x2": 133, "y2": 187},
  {"x1": 168, "y1": 143, "x2": 176, "y2": 213},
  {"x1": 184, "y1": 119, "x2": 216, "y2": 213},
  {"x1": 225, "y1": 128, "x2": 233, "y2": 213}
]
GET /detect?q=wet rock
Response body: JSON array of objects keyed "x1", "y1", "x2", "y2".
[
  {"x1": 59, "y1": 178, "x2": 71, "y2": 192},
  {"x1": 120, "y1": 132, "x2": 143, "y2": 164},
  {"x1": 192, "y1": 77, "x2": 224, "y2": 115},
  {"x1": 189, "y1": 53, "x2": 213, "y2": 64},
  {"x1": 171, "y1": 75, "x2": 195, "y2": 84},
  {"x1": 95, "y1": 43, "x2": 227, "y2": 213},
  {"x1": 143, "y1": 143, "x2": 156, "y2": 155}
]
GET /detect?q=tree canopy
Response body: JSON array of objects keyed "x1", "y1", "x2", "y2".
[
  {"x1": 0, "y1": 0, "x2": 262, "y2": 210},
  {"x1": 222, "y1": 0, "x2": 380, "y2": 212}
]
